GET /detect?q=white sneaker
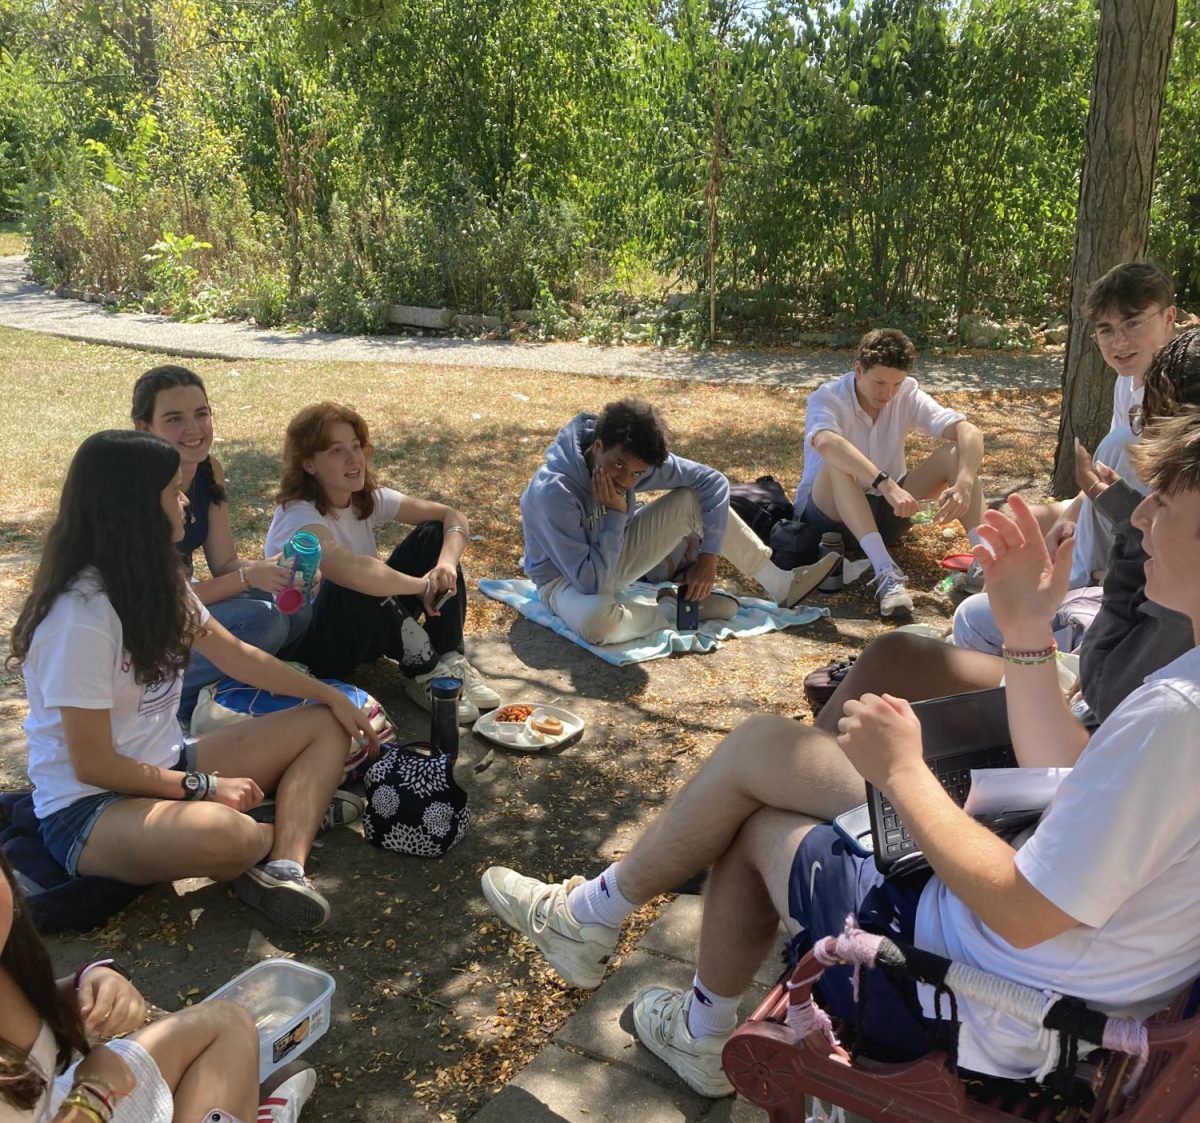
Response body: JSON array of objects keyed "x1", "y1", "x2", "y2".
[
  {"x1": 480, "y1": 867, "x2": 619, "y2": 989},
  {"x1": 435, "y1": 652, "x2": 502, "y2": 711},
  {"x1": 781, "y1": 552, "x2": 841, "y2": 608},
  {"x1": 258, "y1": 1066, "x2": 317, "y2": 1123},
  {"x1": 632, "y1": 987, "x2": 734, "y2": 1098},
  {"x1": 403, "y1": 666, "x2": 480, "y2": 724},
  {"x1": 871, "y1": 568, "x2": 913, "y2": 618}
]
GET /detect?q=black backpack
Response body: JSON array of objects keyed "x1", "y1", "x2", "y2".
[{"x1": 729, "y1": 475, "x2": 792, "y2": 544}]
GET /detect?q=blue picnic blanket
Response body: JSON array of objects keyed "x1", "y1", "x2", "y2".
[{"x1": 478, "y1": 578, "x2": 828, "y2": 666}]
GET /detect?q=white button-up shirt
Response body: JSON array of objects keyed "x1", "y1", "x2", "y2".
[{"x1": 794, "y1": 370, "x2": 966, "y2": 513}]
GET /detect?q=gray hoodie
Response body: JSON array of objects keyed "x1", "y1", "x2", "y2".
[{"x1": 520, "y1": 413, "x2": 730, "y2": 592}]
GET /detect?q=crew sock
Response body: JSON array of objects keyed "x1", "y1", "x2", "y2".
[
  {"x1": 567, "y1": 862, "x2": 634, "y2": 929},
  {"x1": 686, "y1": 973, "x2": 741, "y2": 1038},
  {"x1": 859, "y1": 531, "x2": 896, "y2": 576},
  {"x1": 754, "y1": 560, "x2": 793, "y2": 602}
]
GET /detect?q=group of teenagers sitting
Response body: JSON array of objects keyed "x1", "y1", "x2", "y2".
[{"x1": 4, "y1": 258, "x2": 1198, "y2": 1120}]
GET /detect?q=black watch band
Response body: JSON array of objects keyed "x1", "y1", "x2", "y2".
[{"x1": 871, "y1": 470, "x2": 890, "y2": 490}]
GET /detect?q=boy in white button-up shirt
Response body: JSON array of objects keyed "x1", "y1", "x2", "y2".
[{"x1": 795, "y1": 329, "x2": 986, "y2": 617}]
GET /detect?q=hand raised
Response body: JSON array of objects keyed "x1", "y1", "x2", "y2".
[{"x1": 974, "y1": 494, "x2": 1071, "y2": 647}]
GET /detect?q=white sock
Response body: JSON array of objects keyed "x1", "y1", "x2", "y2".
[
  {"x1": 859, "y1": 531, "x2": 896, "y2": 576},
  {"x1": 754, "y1": 559, "x2": 792, "y2": 602},
  {"x1": 686, "y1": 973, "x2": 740, "y2": 1038},
  {"x1": 966, "y1": 527, "x2": 983, "y2": 549},
  {"x1": 567, "y1": 863, "x2": 634, "y2": 929},
  {"x1": 262, "y1": 858, "x2": 304, "y2": 879}
]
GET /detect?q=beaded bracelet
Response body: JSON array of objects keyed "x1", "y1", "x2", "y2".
[
  {"x1": 238, "y1": 566, "x2": 249, "y2": 589},
  {"x1": 73, "y1": 1079, "x2": 116, "y2": 1115},
  {"x1": 1001, "y1": 640, "x2": 1058, "y2": 665}
]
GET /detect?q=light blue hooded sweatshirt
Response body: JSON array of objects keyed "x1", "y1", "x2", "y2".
[{"x1": 520, "y1": 412, "x2": 731, "y2": 593}]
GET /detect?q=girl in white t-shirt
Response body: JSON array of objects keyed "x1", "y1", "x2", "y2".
[
  {"x1": 264, "y1": 401, "x2": 499, "y2": 724},
  {"x1": 131, "y1": 366, "x2": 311, "y2": 721},
  {"x1": 10, "y1": 431, "x2": 379, "y2": 933},
  {"x1": 0, "y1": 851, "x2": 315, "y2": 1123}
]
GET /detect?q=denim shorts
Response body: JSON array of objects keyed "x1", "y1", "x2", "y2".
[
  {"x1": 785, "y1": 825, "x2": 946, "y2": 1062},
  {"x1": 39, "y1": 743, "x2": 198, "y2": 876},
  {"x1": 802, "y1": 475, "x2": 912, "y2": 548}
]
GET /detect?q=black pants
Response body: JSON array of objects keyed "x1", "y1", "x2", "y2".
[{"x1": 290, "y1": 521, "x2": 467, "y2": 681}]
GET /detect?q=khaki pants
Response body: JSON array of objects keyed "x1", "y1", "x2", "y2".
[{"x1": 540, "y1": 489, "x2": 770, "y2": 644}]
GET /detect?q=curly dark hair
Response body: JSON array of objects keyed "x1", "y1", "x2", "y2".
[
  {"x1": 1141, "y1": 328, "x2": 1200, "y2": 427},
  {"x1": 8, "y1": 431, "x2": 199, "y2": 684},
  {"x1": 276, "y1": 402, "x2": 380, "y2": 520},
  {"x1": 130, "y1": 364, "x2": 226, "y2": 505},
  {"x1": 1083, "y1": 261, "x2": 1174, "y2": 323},
  {"x1": 594, "y1": 398, "x2": 670, "y2": 466},
  {"x1": 0, "y1": 851, "x2": 89, "y2": 1109},
  {"x1": 856, "y1": 329, "x2": 917, "y2": 373}
]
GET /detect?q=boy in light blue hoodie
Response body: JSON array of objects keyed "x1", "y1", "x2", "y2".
[{"x1": 520, "y1": 398, "x2": 837, "y2": 644}]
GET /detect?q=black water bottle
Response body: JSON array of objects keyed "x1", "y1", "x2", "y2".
[{"x1": 430, "y1": 676, "x2": 463, "y2": 760}]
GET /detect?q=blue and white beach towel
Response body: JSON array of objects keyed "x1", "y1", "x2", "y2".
[{"x1": 479, "y1": 578, "x2": 828, "y2": 666}]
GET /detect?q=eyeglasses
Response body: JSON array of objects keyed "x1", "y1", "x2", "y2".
[{"x1": 1093, "y1": 307, "x2": 1166, "y2": 347}]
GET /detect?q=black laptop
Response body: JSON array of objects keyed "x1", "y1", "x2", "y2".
[{"x1": 866, "y1": 687, "x2": 1023, "y2": 875}]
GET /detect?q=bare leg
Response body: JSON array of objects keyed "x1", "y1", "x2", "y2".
[
  {"x1": 695, "y1": 807, "x2": 817, "y2": 995},
  {"x1": 900, "y1": 444, "x2": 985, "y2": 531},
  {"x1": 811, "y1": 467, "x2": 881, "y2": 543},
  {"x1": 78, "y1": 798, "x2": 270, "y2": 883},
  {"x1": 194, "y1": 705, "x2": 348, "y2": 866},
  {"x1": 814, "y1": 631, "x2": 1004, "y2": 733},
  {"x1": 133, "y1": 1000, "x2": 259, "y2": 1121},
  {"x1": 80, "y1": 705, "x2": 348, "y2": 880},
  {"x1": 1027, "y1": 499, "x2": 1068, "y2": 536},
  {"x1": 615, "y1": 716, "x2": 864, "y2": 903}
]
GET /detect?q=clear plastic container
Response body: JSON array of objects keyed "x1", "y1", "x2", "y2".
[{"x1": 204, "y1": 959, "x2": 335, "y2": 1082}]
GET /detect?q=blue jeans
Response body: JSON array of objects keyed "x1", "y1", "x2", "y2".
[{"x1": 180, "y1": 593, "x2": 311, "y2": 720}]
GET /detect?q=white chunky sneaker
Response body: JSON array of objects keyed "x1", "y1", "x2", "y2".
[
  {"x1": 403, "y1": 666, "x2": 480, "y2": 724},
  {"x1": 871, "y1": 568, "x2": 913, "y2": 618},
  {"x1": 480, "y1": 867, "x2": 619, "y2": 989},
  {"x1": 632, "y1": 987, "x2": 734, "y2": 1098},
  {"x1": 436, "y1": 652, "x2": 502, "y2": 711}
]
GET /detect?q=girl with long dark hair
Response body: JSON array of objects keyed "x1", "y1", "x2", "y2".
[
  {"x1": 266, "y1": 401, "x2": 499, "y2": 723},
  {"x1": 10, "y1": 431, "x2": 378, "y2": 932},
  {"x1": 130, "y1": 365, "x2": 309, "y2": 721},
  {"x1": 0, "y1": 851, "x2": 315, "y2": 1122}
]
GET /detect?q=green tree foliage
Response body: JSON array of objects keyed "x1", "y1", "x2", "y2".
[{"x1": 3, "y1": 0, "x2": 1198, "y2": 332}]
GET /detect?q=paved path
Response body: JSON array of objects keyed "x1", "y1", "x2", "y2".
[{"x1": 0, "y1": 257, "x2": 1062, "y2": 392}]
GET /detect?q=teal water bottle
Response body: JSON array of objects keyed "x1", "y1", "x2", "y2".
[{"x1": 276, "y1": 531, "x2": 322, "y2": 614}]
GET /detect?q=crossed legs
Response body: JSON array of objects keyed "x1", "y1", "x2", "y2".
[{"x1": 78, "y1": 705, "x2": 349, "y2": 884}]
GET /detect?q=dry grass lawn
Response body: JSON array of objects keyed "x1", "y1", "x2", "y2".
[{"x1": 0, "y1": 325, "x2": 1063, "y2": 1120}]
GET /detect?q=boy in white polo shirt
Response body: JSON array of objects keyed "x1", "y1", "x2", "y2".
[{"x1": 795, "y1": 328, "x2": 986, "y2": 617}]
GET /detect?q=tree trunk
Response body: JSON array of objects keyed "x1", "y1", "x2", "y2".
[{"x1": 1052, "y1": 0, "x2": 1176, "y2": 496}]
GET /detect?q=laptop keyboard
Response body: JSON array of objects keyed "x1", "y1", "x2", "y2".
[{"x1": 878, "y1": 745, "x2": 1016, "y2": 858}]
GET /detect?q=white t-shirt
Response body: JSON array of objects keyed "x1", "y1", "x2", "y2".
[
  {"x1": 23, "y1": 572, "x2": 209, "y2": 819},
  {"x1": 794, "y1": 370, "x2": 966, "y2": 513},
  {"x1": 265, "y1": 487, "x2": 405, "y2": 560},
  {"x1": 0, "y1": 1025, "x2": 172, "y2": 1122},
  {"x1": 915, "y1": 645, "x2": 1200, "y2": 1080},
  {"x1": 1069, "y1": 377, "x2": 1146, "y2": 586}
]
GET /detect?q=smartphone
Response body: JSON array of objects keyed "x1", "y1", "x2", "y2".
[
  {"x1": 676, "y1": 595, "x2": 700, "y2": 631},
  {"x1": 832, "y1": 803, "x2": 874, "y2": 857},
  {"x1": 434, "y1": 588, "x2": 454, "y2": 611}
]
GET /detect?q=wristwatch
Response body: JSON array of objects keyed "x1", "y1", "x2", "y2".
[
  {"x1": 871, "y1": 470, "x2": 890, "y2": 490},
  {"x1": 181, "y1": 771, "x2": 205, "y2": 800}
]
